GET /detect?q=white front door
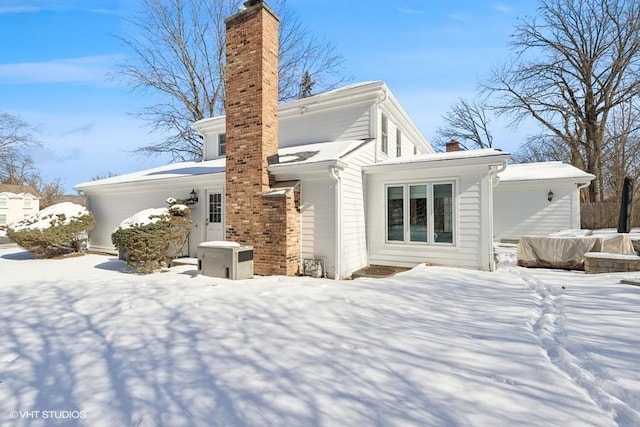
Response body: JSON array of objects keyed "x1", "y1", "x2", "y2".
[{"x1": 206, "y1": 190, "x2": 224, "y2": 241}]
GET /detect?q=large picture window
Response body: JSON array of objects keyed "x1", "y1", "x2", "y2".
[{"x1": 385, "y1": 182, "x2": 455, "y2": 245}]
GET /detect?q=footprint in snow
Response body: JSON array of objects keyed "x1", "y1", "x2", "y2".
[{"x1": 344, "y1": 298, "x2": 354, "y2": 304}]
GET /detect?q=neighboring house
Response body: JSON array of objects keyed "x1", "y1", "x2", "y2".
[
  {"x1": 0, "y1": 184, "x2": 40, "y2": 227},
  {"x1": 75, "y1": 1, "x2": 588, "y2": 277},
  {"x1": 494, "y1": 162, "x2": 595, "y2": 241}
]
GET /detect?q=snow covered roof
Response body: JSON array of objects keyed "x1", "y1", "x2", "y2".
[
  {"x1": 75, "y1": 140, "x2": 367, "y2": 190},
  {"x1": 0, "y1": 184, "x2": 39, "y2": 198},
  {"x1": 498, "y1": 162, "x2": 595, "y2": 183},
  {"x1": 75, "y1": 158, "x2": 226, "y2": 190},
  {"x1": 275, "y1": 140, "x2": 368, "y2": 166},
  {"x1": 364, "y1": 148, "x2": 510, "y2": 172}
]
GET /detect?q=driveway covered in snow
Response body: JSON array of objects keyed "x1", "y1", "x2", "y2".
[{"x1": 0, "y1": 246, "x2": 638, "y2": 426}]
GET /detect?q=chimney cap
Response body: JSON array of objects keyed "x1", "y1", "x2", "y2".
[{"x1": 244, "y1": 0, "x2": 262, "y2": 7}]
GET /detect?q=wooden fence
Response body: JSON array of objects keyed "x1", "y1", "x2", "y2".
[{"x1": 581, "y1": 201, "x2": 640, "y2": 229}]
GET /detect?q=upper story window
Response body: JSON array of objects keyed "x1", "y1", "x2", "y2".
[
  {"x1": 396, "y1": 129, "x2": 402, "y2": 157},
  {"x1": 0, "y1": 213, "x2": 6, "y2": 225},
  {"x1": 381, "y1": 113, "x2": 388, "y2": 155},
  {"x1": 414, "y1": 145, "x2": 418, "y2": 155},
  {"x1": 0, "y1": 195, "x2": 7, "y2": 208},
  {"x1": 24, "y1": 197, "x2": 32, "y2": 208},
  {"x1": 218, "y1": 133, "x2": 226, "y2": 156}
]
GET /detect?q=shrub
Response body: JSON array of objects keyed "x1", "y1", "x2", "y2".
[
  {"x1": 111, "y1": 204, "x2": 193, "y2": 273},
  {"x1": 7, "y1": 202, "x2": 94, "y2": 258}
]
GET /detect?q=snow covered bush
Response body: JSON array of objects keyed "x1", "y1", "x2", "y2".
[
  {"x1": 111, "y1": 204, "x2": 193, "y2": 273},
  {"x1": 7, "y1": 202, "x2": 94, "y2": 258}
]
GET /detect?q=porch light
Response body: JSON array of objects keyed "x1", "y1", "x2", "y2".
[
  {"x1": 547, "y1": 190, "x2": 554, "y2": 202},
  {"x1": 186, "y1": 189, "x2": 199, "y2": 205}
]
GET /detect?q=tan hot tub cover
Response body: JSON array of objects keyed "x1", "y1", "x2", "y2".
[{"x1": 517, "y1": 234, "x2": 635, "y2": 270}]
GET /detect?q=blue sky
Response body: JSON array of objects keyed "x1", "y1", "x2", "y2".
[{"x1": 0, "y1": 0, "x2": 539, "y2": 193}]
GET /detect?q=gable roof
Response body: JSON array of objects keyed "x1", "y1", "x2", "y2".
[
  {"x1": 498, "y1": 162, "x2": 595, "y2": 183},
  {"x1": 363, "y1": 149, "x2": 510, "y2": 173},
  {"x1": 0, "y1": 184, "x2": 39, "y2": 198},
  {"x1": 75, "y1": 140, "x2": 368, "y2": 190}
]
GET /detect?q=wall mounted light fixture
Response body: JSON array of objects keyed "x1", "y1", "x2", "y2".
[
  {"x1": 186, "y1": 189, "x2": 199, "y2": 205},
  {"x1": 547, "y1": 190, "x2": 554, "y2": 202}
]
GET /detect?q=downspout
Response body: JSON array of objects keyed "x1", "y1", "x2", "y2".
[
  {"x1": 329, "y1": 165, "x2": 342, "y2": 280},
  {"x1": 486, "y1": 161, "x2": 508, "y2": 270}
]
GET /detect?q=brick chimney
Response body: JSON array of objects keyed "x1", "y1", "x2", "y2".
[
  {"x1": 225, "y1": 0, "x2": 300, "y2": 276},
  {"x1": 445, "y1": 139, "x2": 462, "y2": 152}
]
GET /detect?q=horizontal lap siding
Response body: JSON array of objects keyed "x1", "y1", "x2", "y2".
[
  {"x1": 494, "y1": 184, "x2": 576, "y2": 240},
  {"x1": 279, "y1": 103, "x2": 372, "y2": 147},
  {"x1": 85, "y1": 185, "x2": 210, "y2": 255},
  {"x1": 299, "y1": 178, "x2": 336, "y2": 276},
  {"x1": 366, "y1": 168, "x2": 486, "y2": 270},
  {"x1": 340, "y1": 144, "x2": 375, "y2": 277}
]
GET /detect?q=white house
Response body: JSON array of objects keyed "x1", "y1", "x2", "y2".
[
  {"x1": 74, "y1": 0, "x2": 589, "y2": 278},
  {"x1": 0, "y1": 184, "x2": 40, "y2": 228},
  {"x1": 494, "y1": 162, "x2": 595, "y2": 241}
]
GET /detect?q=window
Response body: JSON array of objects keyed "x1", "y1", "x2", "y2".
[
  {"x1": 385, "y1": 182, "x2": 455, "y2": 244},
  {"x1": 218, "y1": 133, "x2": 226, "y2": 156},
  {"x1": 0, "y1": 214, "x2": 6, "y2": 225},
  {"x1": 24, "y1": 197, "x2": 32, "y2": 208},
  {"x1": 433, "y1": 183, "x2": 453, "y2": 243},
  {"x1": 396, "y1": 129, "x2": 402, "y2": 157},
  {"x1": 209, "y1": 193, "x2": 222, "y2": 223},
  {"x1": 0, "y1": 195, "x2": 7, "y2": 208},
  {"x1": 387, "y1": 186, "x2": 404, "y2": 241},
  {"x1": 414, "y1": 145, "x2": 418, "y2": 155},
  {"x1": 381, "y1": 113, "x2": 388, "y2": 155}
]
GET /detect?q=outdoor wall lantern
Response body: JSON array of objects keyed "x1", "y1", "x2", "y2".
[
  {"x1": 186, "y1": 189, "x2": 199, "y2": 205},
  {"x1": 547, "y1": 190, "x2": 554, "y2": 202}
]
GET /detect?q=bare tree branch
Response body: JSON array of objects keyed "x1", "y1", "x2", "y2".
[
  {"x1": 484, "y1": 0, "x2": 640, "y2": 201},
  {"x1": 113, "y1": 0, "x2": 349, "y2": 161}
]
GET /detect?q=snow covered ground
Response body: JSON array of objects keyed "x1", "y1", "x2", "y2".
[{"x1": 1, "y1": 245, "x2": 639, "y2": 427}]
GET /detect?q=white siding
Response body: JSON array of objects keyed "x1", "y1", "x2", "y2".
[
  {"x1": 299, "y1": 177, "x2": 336, "y2": 276},
  {"x1": 85, "y1": 185, "x2": 211, "y2": 255},
  {"x1": 279, "y1": 102, "x2": 372, "y2": 147},
  {"x1": 0, "y1": 192, "x2": 40, "y2": 226},
  {"x1": 366, "y1": 165, "x2": 492, "y2": 270},
  {"x1": 494, "y1": 182, "x2": 577, "y2": 241},
  {"x1": 340, "y1": 143, "x2": 375, "y2": 277}
]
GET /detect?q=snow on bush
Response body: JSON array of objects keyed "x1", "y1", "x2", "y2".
[
  {"x1": 111, "y1": 204, "x2": 193, "y2": 273},
  {"x1": 7, "y1": 202, "x2": 94, "y2": 258}
]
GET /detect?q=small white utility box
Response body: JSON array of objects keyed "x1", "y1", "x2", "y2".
[{"x1": 197, "y1": 241, "x2": 254, "y2": 280}]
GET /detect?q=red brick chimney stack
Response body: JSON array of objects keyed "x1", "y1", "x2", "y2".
[
  {"x1": 445, "y1": 139, "x2": 462, "y2": 152},
  {"x1": 224, "y1": 1, "x2": 300, "y2": 276}
]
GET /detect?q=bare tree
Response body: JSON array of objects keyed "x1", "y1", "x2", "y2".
[
  {"x1": 601, "y1": 100, "x2": 640, "y2": 201},
  {"x1": 485, "y1": 0, "x2": 640, "y2": 202},
  {"x1": 511, "y1": 135, "x2": 571, "y2": 164},
  {"x1": 0, "y1": 111, "x2": 41, "y2": 167},
  {"x1": 115, "y1": 0, "x2": 348, "y2": 161},
  {"x1": 0, "y1": 111, "x2": 65, "y2": 204},
  {"x1": 434, "y1": 98, "x2": 494, "y2": 150}
]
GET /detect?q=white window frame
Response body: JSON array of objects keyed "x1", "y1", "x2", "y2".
[
  {"x1": 0, "y1": 195, "x2": 7, "y2": 208},
  {"x1": 384, "y1": 180, "x2": 456, "y2": 246},
  {"x1": 0, "y1": 213, "x2": 6, "y2": 225},
  {"x1": 23, "y1": 196, "x2": 33, "y2": 209},
  {"x1": 218, "y1": 133, "x2": 226, "y2": 157},
  {"x1": 381, "y1": 113, "x2": 388, "y2": 155},
  {"x1": 396, "y1": 129, "x2": 402, "y2": 157}
]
